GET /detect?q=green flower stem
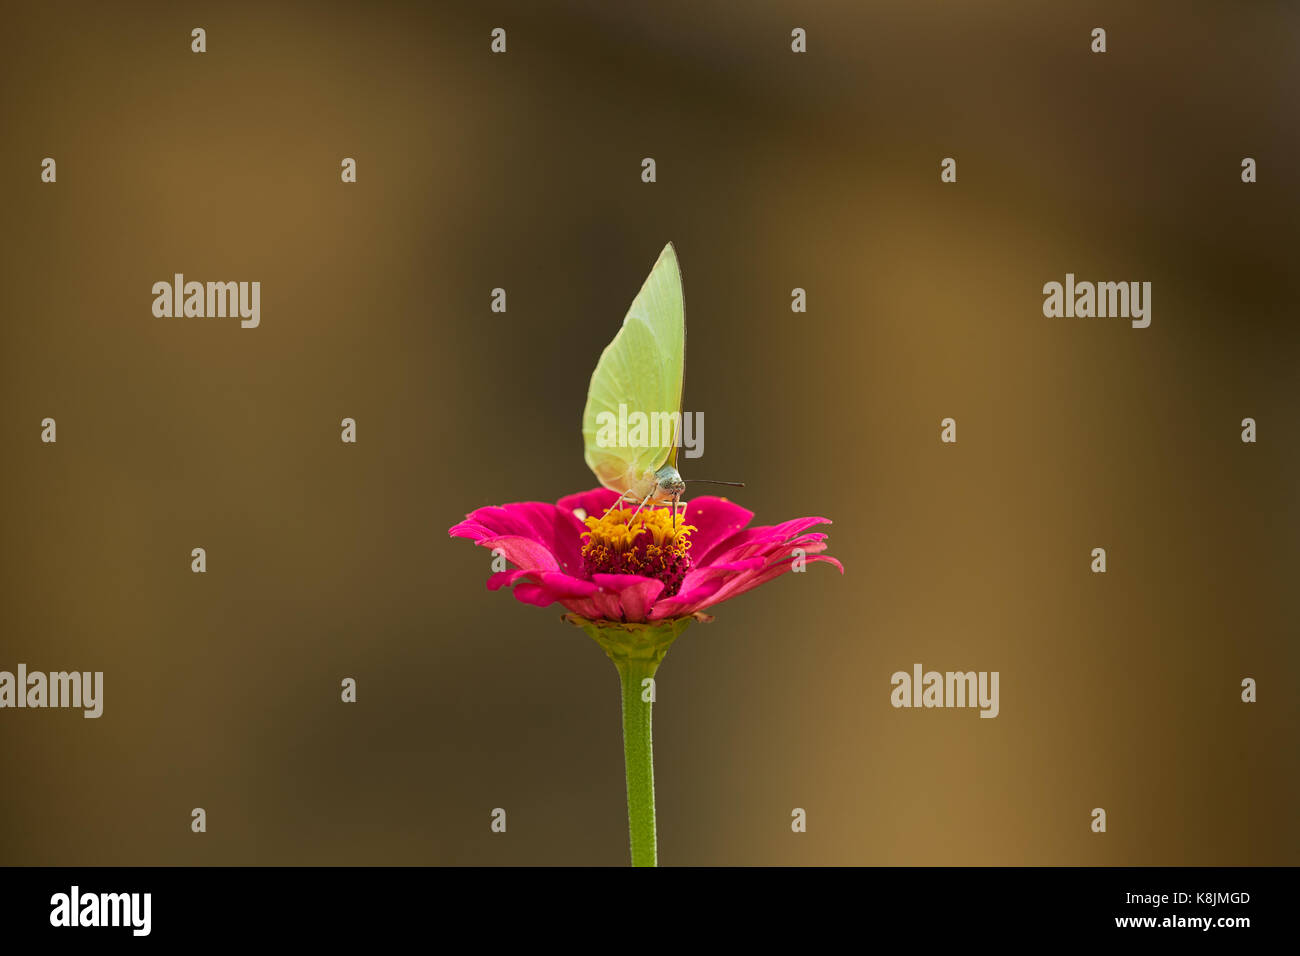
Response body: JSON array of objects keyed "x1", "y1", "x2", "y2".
[
  {"x1": 566, "y1": 613, "x2": 696, "y2": 867},
  {"x1": 615, "y1": 655, "x2": 659, "y2": 867}
]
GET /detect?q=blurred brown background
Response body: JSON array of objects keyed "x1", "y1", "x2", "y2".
[{"x1": 1, "y1": 0, "x2": 1296, "y2": 865}]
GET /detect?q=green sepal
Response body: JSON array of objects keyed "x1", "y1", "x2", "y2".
[{"x1": 562, "y1": 613, "x2": 700, "y2": 667}]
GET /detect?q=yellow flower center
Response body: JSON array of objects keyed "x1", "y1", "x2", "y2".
[{"x1": 580, "y1": 507, "x2": 697, "y2": 596}]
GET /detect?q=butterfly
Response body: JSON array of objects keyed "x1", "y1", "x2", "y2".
[{"x1": 581, "y1": 243, "x2": 742, "y2": 525}]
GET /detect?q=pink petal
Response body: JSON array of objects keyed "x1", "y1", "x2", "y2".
[
  {"x1": 487, "y1": 569, "x2": 532, "y2": 590},
  {"x1": 574, "y1": 588, "x2": 626, "y2": 621},
  {"x1": 450, "y1": 501, "x2": 587, "y2": 573},
  {"x1": 647, "y1": 557, "x2": 766, "y2": 619},
  {"x1": 691, "y1": 553, "x2": 843, "y2": 612},
  {"x1": 678, "y1": 556, "x2": 769, "y2": 591},
  {"x1": 708, "y1": 533, "x2": 829, "y2": 568},
  {"x1": 681, "y1": 496, "x2": 756, "y2": 561},
  {"x1": 590, "y1": 573, "x2": 665, "y2": 623},
  {"x1": 648, "y1": 578, "x2": 730, "y2": 620},
  {"x1": 705, "y1": 516, "x2": 833, "y2": 564},
  {"x1": 474, "y1": 535, "x2": 561, "y2": 573},
  {"x1": 533, "y1": 570, "x2": 600, "y2": 597},
  {"x1": 501, "y1": 570, "x2": 625, "y2": 620},
  {"x1": 510, "y1": 570, "x2": 598, "y2": 608}
]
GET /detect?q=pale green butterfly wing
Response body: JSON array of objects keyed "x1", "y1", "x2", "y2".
[{"x1": 582, "y1": 242, "x2": 685, "y2": 496}]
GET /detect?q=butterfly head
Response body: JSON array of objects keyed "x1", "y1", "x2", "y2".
[
  {"x1": 654, "y1": 464, "x2": 686, "y2": 500},
  {"x1": 652, "y1": 464, "x2": 687, "y2": 530}
]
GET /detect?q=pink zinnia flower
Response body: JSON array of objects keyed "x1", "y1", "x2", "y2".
[{"x1": 449, "y1": 487, "x2": 841, "y2": 623}]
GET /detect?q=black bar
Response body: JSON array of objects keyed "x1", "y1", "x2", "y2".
[{"x1": 0, "y1": 866, "x2": 1284, "y2": 941}]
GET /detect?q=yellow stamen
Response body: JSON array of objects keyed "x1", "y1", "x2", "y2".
[{"x1": 580, "y1": 507, "x2": 697, "y2": 596}]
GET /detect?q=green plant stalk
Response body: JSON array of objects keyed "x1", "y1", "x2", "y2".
[
  {"x1": 615, "y1": 655, "x2": 659, "y2": 867},
  {"x1": 565, "y1": 613, "x2": 695, "y2": 867}
]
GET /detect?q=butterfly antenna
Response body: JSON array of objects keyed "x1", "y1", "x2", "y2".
[{"x1": 683, "y1": 480, "x2": 746, "y2": 487}]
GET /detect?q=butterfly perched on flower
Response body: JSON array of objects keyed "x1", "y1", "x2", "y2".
[{"x1": 452, "y1": 243, "x2": 839, "y2": 619}]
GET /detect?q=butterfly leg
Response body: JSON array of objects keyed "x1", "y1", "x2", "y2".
[
  {"x1": 671, "y1": 494, "x2": 688, "y2": 530},
  {"x1": 598, "y1": 492, "x2": 639, "y2": 520},
  {"x1": 626, "y1": 494, "x2": 655, "y2": 522}
]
